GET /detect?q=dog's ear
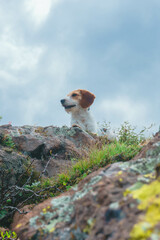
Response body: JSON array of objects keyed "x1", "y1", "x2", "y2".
[{"x1": 79, "y1": 90, "x2": 96, "y2": 108}]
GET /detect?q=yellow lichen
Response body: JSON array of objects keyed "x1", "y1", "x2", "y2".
[
  {"x1": 117, "y1": 171, "x2": 123, "y2": 176},
  {"x1": 123, "y1": 189, "x2": 132, "y2": 197},
  {"x1": 130, "y1": 222, "x2": 152, "y2": 240},
  {"x1": 129, "y1": 179, "x2": 160, "y2": 240},
  {"x1": 15, "y1": 223, "x2": 22, "y2": 229},
  {"x1": 143, "y1": 173, "x2": 155, "y2": 179},
  {"x1": 124, "y1": 181, "x2": 144, "y2": 197},
  {"x1": 49, "y1": 227, "x2": 55, "y2": 233},
  {"x1": 42, "y1": 208, "x2": 47, "y2": 214}
]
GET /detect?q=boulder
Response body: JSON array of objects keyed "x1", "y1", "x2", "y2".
[
  {"x1": 0, "y1": 124, "x2": 97, "y2": 227},
  {"x1": 0, "y1": 125, "x2": 96, "y2": 177},
  {"x1": 12, "y1": 132, "x2": 160, "y2": 240},
  {"x1": 0, "y1": 145, "x2": 39, "y2": 227},
  {"x1": 0, "y1": 147, "x2": 32, "y2": 195}
]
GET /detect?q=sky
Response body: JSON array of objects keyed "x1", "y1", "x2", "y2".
[{"x1": 0, "y1": 0, "x2": 159, "y2": 135}]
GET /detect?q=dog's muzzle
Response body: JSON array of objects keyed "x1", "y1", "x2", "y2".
[{"x1": 60, "y1": 99, "x2": 76, "y2": 109}]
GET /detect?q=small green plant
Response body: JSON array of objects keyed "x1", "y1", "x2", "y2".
[
  {"x1": 66, "y1": 185, "x2": 71, "y2": 191},
  {"x1": 99, "y1": 121, "x2": 153, "y2": 146},
  {"x1": 0, "y1": 229, "x2": 17, "y2": 240},
  {"x1": 2, "y1": 134, "x2": 15, "y2": 149},
  {"x1": 117, "y1": 121, "x2": 152, "y2": 146},
  {"x1": 58, "y1": 173, "x2": 70, "y2": 186}
]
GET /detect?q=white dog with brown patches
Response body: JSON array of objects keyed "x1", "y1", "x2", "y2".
[{"x1": 60, "y1": 89, "x2": 98, "y2": 133}]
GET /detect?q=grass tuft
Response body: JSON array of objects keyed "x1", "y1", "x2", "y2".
[{"x1": 33, "y1": 141, "x2": 141, "y2": 199}]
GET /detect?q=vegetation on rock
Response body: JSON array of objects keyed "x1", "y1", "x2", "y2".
[
  {"x1": 0, "y1": 121, "x2": 151, "y2": 232},
  {"x1": 13, "y1": 131, "x2": 160, "y2": 240},
  {"x1": 0, "y1": 229, "x2": 17, "y2": 240}
]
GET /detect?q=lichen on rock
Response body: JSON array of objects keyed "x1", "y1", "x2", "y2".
[
  {"x1": 3, "y1": 129, "x2": 160, "y2": 240},
  {"x1": 128, "y1": 179, "x2": 160, "y2": 240}
]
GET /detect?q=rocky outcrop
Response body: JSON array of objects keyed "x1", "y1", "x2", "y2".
[
  {"x1": 12, "y1": 132, "x2": 160, "y2": 240},
  {"x1": 0, "y1": 124, "x2": 98, "y2": 228},
  {"x1": 0, "y1": 125, "x2": 96, "y2": 178},
  {"x1": 0, "y1": 147, "x2": 31, "y2": 190}
]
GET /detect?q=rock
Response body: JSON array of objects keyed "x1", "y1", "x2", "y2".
[
  {"x1": 133, "y1": 131, "x2": 160, "y2": 160},
  {"x1": 0, "y1": 124, "x2": 97, "y2": 226},
  {"x1": 0, "y1": 145, "x2": 39, "y2": 227},
  {"x1": 0, "y1": 147, "x2": 32, "y2": 191},
  {"x1": 12, "y1": 135, "x2": 45, "y2": 158},
  {"x1": 12, "y1": 132, "x2": 160, "y2": 240},
  {"x1": 11, "y1": 205, "x2": 34, "y2": 230},
  {"x1": 0, "y1": 125, "x2": 96, "y2": 177}
]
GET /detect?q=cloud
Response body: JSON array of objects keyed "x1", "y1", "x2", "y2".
[
  {"x1": 0, "y1": 28, "x2": 44, "y2": 71},
  {"x1": 47, "y1": 47, "x2": 76, "y2": 86},
  {"x1": 0, "y1": 27, "x2": 44, "y2": 89},
  {"x1": 98, "y1": 96, "x2": 148, "y2": 126},
  {"x1": 19, "y1": 85, "x2": 50, "y2": 124},
  {"x1": 17, "y1": 48, "x2": 75, "y2": 125},
  {"x1": 24, "y1": 0, "x2": 62, "y2": 27},
  {"x1": 0, "y1": 71, "x2": 19, "y2": 89},
  {"x1": 97, "y1": 95, "x2": 158, "y2": 136}
]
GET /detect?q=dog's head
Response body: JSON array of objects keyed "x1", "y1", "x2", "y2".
[{"x1": 60, "y1": 89, "x2": 96, "y2": 113}]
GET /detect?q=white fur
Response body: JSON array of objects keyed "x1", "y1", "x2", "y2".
[
  {"x1": 71, "y1": 107, "x2": 97, "y2": 133},
  {"x1": 61, "y1": 94, "x2": 97, "y2": 133}
]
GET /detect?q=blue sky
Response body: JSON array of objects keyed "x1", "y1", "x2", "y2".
[{"x1": 0, "y1": 0, "x2": 159, "y2": 134}]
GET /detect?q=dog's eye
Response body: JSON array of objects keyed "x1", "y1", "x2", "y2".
[{"x1": 72, "y1": 93, "x2": 77, "y2": 97}]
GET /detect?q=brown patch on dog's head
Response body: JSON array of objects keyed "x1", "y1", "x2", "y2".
[
  {"x1": 79, "y1": 89, "x2": 96, "y2": 108},
  {"x1": 67, "y1": 89, "x2": 96, "y2": 108},
  {"x1": 67, "y1": 90, "x2": 82, "y2": 102}
]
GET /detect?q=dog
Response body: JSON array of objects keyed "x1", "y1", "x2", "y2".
[{"x1": 60, "y1": 89, "x2": 98, "y2": 133}]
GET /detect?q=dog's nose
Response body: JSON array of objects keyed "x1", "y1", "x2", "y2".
[{"x1": 60, "y1": 99, "x2": 65, "y2": 105}]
